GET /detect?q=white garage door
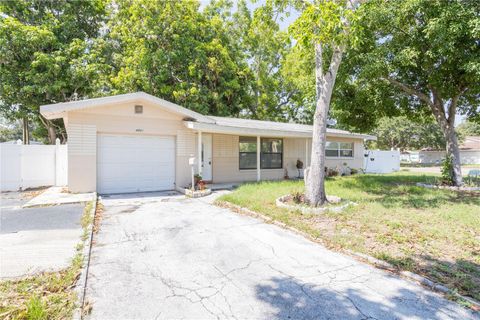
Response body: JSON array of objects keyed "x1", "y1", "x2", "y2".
[{"x1": 97, "y1": 134, "x2": 175, "y2": 194}]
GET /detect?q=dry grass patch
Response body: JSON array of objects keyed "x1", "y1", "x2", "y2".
[{"x1": 218, "y1": 172, "x2": 480, "y2": 303}]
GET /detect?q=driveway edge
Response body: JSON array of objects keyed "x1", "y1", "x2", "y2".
[
  {"x1": 215, "y1": 200, "x2": 480, "y2": 311},
  {"x1": 72, "y1": 197, "x2": 97, "y2": 320}
]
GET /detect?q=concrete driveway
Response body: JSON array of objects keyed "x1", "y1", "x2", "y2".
[
  {"x1": 0, "y1": 192, "x2": 84, "y2": 278},
  {"x1": 85, "y1": 192, "x2": 478, "y2": 320}
]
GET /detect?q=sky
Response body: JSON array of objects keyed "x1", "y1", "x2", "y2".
[{"x1": 199, "y1": 0, "x2": 300, "y2": 31}]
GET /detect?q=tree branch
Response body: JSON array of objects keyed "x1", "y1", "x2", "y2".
[
  {"x1": 383, "y1": 77, "x2": 434, "y2": 107},
  {"x1": 447, "y1": 88, "x2": 468, "y2": 126},
  {"x1": 326, "y1": 45, "x2": 344, "y2": 84}
]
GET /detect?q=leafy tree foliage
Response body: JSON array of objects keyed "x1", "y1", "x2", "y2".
[
  {"x1": 369, "y1": 117, "x2": 446, "y2": 151},
  {"x1": 108, "y1": 0, "x2": 252, "y2": 116},
  {"x1": 0, "y1": 0, "x2": 108, "y2": 143},
  {"x1": 331, "y1": 0, "x2": 479, "y2": 185},
  {"x1": 457, "y1": 121, "x2": 480, "y2": 137},
  {"x1": 230, "y1": 1, "x2": 295, "y2": 121}
]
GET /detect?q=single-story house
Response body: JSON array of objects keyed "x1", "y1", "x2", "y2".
[
  {"x1": 40, "y1": 92, "x2": 375, "y2": 194},
  {"x1": 403, "y1": 136, "x2": 480, "y2": 165}
]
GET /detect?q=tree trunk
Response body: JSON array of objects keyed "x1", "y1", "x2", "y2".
[
  {"x1": 306, "y1": 96, "x2": 329, "y2": 206},
  {"x1": 430, "y1": 91, "x2": 463, "y2": 186},
  {"x1": 444, "y1": 126, "x2": 463, "y2": 186},
  {"x1": 39, "y1": 115, "x2": 57, "y2": 144},
  {"x1": 22, "y1": 117, "x2": 29, "y2": 145},
  {"x1": 47, "y1": 125, "x2": 57, "y2": 144},
  {"x1": 305, "y1": 43, "x2": 344, "y2": 206}
]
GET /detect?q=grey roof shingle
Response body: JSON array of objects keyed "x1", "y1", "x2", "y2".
[{"x1": 208, "y1": 116, "x2": 360, "y2": 136}]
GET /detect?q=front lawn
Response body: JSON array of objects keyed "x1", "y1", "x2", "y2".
[{"x1": 218, "y1": 172, "x2": 480, "y2": 302}]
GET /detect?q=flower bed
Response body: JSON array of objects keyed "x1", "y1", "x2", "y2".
[
  {"x1": 176, "y1": 187, "x2": 212, "y2": 198},
  {"x1": 275, "y1": 194, "x2": 355, "y2": 214}
]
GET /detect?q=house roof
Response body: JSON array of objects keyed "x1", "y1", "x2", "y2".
[
  {"x1": 186, "y1": 116, "x2": 376, "y2": 140},
  {"x1": 40, "y1": 92, "x2": 215, "y2": 123},
  {"x1": 40, "y1": 92, "x2": 375, "y2": 140}
]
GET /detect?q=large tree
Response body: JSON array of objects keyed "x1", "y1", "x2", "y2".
[
  {"x1": 230, "y1": 1, "x2": 295, "y2": 121},
  {"x1": 284, "y1": 0, "x2": 361, "y2": 206},
  {"x1": 108, "y1": 0, "x2": 251, "y2": 117},
  {"x1": 0, "y1": 0, "x2": 108, "y2": 144},
  {"x1": 332, "y1": 0, "x2": 480, "y2": 186}
]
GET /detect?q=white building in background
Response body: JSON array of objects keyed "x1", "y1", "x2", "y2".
[{"x1": 401, "y1": 136, "x2": 480, "y2": 165}]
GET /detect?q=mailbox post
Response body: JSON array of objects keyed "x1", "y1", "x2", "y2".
[{"x1": 189, "y1": 156, "x2": 196, "y2": 191}]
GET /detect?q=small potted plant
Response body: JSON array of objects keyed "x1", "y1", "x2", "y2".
[
  {"x1": 296, "y1": 159, "x2": 304, "y2": 179},
  {"x1": 197, "y1": 179, "x2": 206, "y2": 190},
  {"x1": 194, "y1": 174, "x2": 202, "y2": 190}
]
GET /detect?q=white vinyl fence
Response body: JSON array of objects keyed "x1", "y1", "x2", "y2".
[
  {"x1": 364, "y1": 150, "x2": 400, "y2": 174},
  {"x1": 0, "y1": 140, "x2": 67, "y2": 192}
]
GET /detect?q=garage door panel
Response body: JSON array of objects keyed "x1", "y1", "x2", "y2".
[{"x1": 97, "y1": 134, "x2": 175, "y2": 194}]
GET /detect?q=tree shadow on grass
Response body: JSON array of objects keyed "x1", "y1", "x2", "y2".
[
  {"x1": 255, "y1": 276, "x2": 478, "y2": 320},
  {"x1": 337, "y1": 174, "x2": 480, "y2": 209}
]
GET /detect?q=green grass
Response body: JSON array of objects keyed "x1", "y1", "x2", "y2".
[
  {"x1": 0, "y1": 202, "x2": 95, "y2": 320},
  {"x1": 218, "y1": 172, "x2": 480, "y2": 301}
]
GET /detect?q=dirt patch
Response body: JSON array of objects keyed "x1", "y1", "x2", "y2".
[
  {"x1": 93, "y1": 202, "x2": 104, "y2": 234},
  {"x1": 20, "y1": 187, "x2": 48, "y2": 200}
]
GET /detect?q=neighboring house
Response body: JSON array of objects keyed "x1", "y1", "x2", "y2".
[
  {"x1": 400, "y1": 151, "x2": 420, "y2": 163},
  {"x1": 418, "y1": 136, "x2": 480, "y2": 165},
  {"x1": 40, "y1": 92, "x2": 375, "y2": 194}
]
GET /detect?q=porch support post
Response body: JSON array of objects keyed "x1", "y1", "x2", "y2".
[
  {"x1": 257, "y1": 136, "x2": 261, "y2": 181},
  {"x1": 197, "y1": 131, "x2": 202, "y2": 176},
  {"x1": 305, "y1": 138, "x2": 309, "y2": 167}
]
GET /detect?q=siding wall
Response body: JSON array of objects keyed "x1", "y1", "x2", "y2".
[
  {"x1": 66, "y1": 100, "x2": 193, "y2": 192},
  {"x1": 67, "y1": 124, "x2": 97, "y2": 192},
  {"x1": 210, "y1": 134, "x2": 365, "y2": 183},
  {"x1": 419, "y1": 150, "x2": 480, "y2": 165},
  {"x1": 65, "y1": 98, "x2": 365, "y2": 191}
]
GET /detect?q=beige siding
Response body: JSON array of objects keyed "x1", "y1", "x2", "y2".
[
  {"x1": 67, "y1": 124, "x2": 96, "y2": 192},
  {"x1": 66, "y1": 100, "x2": 192, "y2": 192},
  {"x1": 176, "y1": 130, "x2": 197, "y2": 188},
  {"x1": 211, "y1": 135, "x2": 365, "y2": 183},
  {"x1": 65, "y1": 98, "x2": 366, "y2": 191},
  {"x1": 324, "y1": 137, "x2": 365, "y2": 170}
]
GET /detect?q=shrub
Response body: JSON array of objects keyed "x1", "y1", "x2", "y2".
[
  {"x1": 440, "y1": 155, "x2": 454, "y2": 185},
  {"x1": 291, "y1": 191, "x2": 304, "y2": 204},
  {"x1": 350, "y1": 168, "x2": 358, "y2": 175},
  {"x1": 325, "y1": 167, "x2": 339, "y2": 177}
]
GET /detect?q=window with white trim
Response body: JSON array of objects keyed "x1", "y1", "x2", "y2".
[
  {"x1": 239, "y1": 137, "x2": 283, "y2": 170},
  {"x1": 325, "y1": 141, "x2": 354, "y2": 158}
]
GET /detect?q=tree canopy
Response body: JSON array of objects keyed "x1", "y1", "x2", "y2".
[
  {"x1": 369, "y1": 116, "x2": 447, "y2": 151},
  {"x1": 330, "y1": 0, "x2": 479, "y2": 185},
  {"x1": 0, "y1": 0, "x2": 108, "y2": 143}
]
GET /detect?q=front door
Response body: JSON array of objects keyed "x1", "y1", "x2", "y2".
[{"x1": 202, "y1": 134, "x2": 212, "y2": 181}]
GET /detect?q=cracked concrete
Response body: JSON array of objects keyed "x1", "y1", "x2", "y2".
[{"x1": 85, "y1": 192, "x2": 478, "y2": 320}]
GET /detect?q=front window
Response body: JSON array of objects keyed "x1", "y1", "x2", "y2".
[
  {"x1": 239, "y1": 137, "x2": 257, "y2": 169},
  {"x1": 261, "y1": 138, "x2": 283, "y2": 169},
  {"x1": 326, "y1": 141, "x2": 353, "y2": 158},
  {"x1": 239, "y1": 137, "x2": 283, "y2": 169}
]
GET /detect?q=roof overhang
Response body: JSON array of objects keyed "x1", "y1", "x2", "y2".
[
  {"x1": 40, "y1": 92, "x2": 215, "y2": 123},
  {"x1": 184, "y1": 121, "x2": 376, "y2": 140}
]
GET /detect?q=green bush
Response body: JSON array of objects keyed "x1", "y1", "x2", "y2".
[{"x1": 440, "y1": 155, "x2": 454, "y2": 185}]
